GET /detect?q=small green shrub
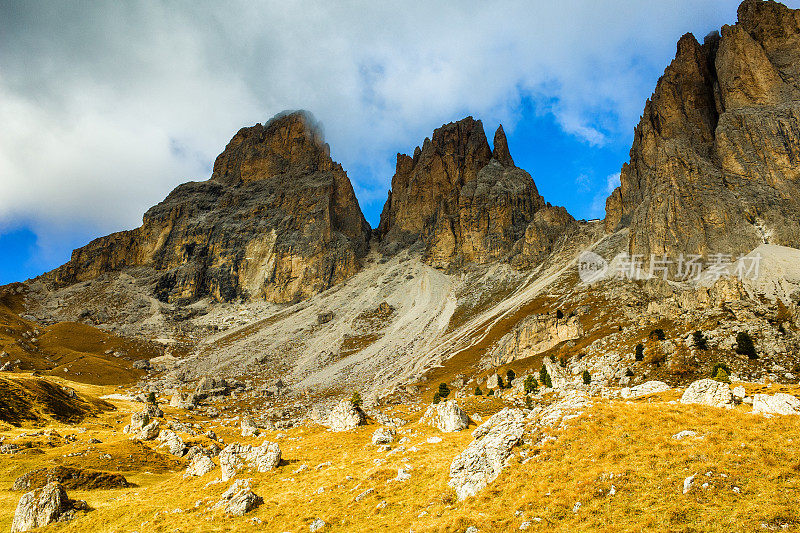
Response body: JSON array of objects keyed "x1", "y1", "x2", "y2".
[
  {"x1": 713, "y1": 367, "x2": 731, "y2": 383},
  {"x1": 147, "y1": 392, "x2": 157, "y2": 405},
  {"x1": 711, "y1": 362, "x2": 731, "y2": 377},
  {"x1": 497, "y1": 375, "x2": 505, "y2": 389},
  {"x1": 350, "y1": 392, "x2": 363, "y2": 408},
  {"x1": 474, "y1": 386, "x2": 483, "y2": 396},
  {"x1": 735, "y1": 332, "x2": 758, "y2": 359},
  {"x1": 524, "y1": 375, "x2": 538, "y2": 394},
  {"x1": 692, "y1": 330, "x2": 708, "y2": 350},
  {"x1": 525, "y1": 396, "x2": 534, "y2": 409},
  {"x1": 438, "y1": 383, "x2": 451, "y2": 398},
  {"x1": 559, "y1": 356, "x2": 567, "y2": 368},
  {"x1": 635, "y1": 343, "x2": 644, "y2": 361},
  {"x1": 539, "y1": 366, "x2": 552, "y2": 389},
  {"x1": 625, "y1": 368, "x2": 634, "y2": 377},
  {"x1": 433, "y1": 392, "x2": 441, "y2": 404},
  {"x1": 650, "y1": 329, "x2": 666, "y2": 340},
  {"x1": 506, "y1": 369, "x2": 516, "y2": 385},
  {"x1": 582, "y1": 370, "x2": 591, "y2": 385},
  {"x1": 487, "y1": 389, "x2": 494, "y2": 396}
]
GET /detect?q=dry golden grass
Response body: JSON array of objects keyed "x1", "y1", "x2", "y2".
[{"x1": 2, "y1": 381, "x2": 800, "y2": 532}]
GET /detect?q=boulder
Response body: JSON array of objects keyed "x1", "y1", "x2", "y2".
[
  {"x1": 215, "y1": 480, "x2": 262, "y2": 516},
  {"x1": 142, "y1": 403, "x2": 164, "y2": 418},
  {"x1": 680, "y1": 379, "x2": 734, "y2": 409},
  {"x1": 448, "y1": 408, "x2": 525, "y2": 500},
  {"x1": 184, "y1": 455, "x2": 216, "y2": 478},
  {"x1": 752, "y1": 393, "x2": 800, "y2": 416},
  {"x1": 156, "y1": 430, "x2": 186, "y2": 456},
  {"x1": 11, "y1": 482, "x2": 76, "y2": 533},
  {"x1": 325, "y1": 400, "x2": 366, "y2": 431},
  {"x1": 421, "y1": 400, "x2": 470, "y2": 432},
  {"x1": 219, "y1": 441, "x2": 281, "y2": 481},
  {"x1": 620, "y1": 380, "x2": 670, "y2": 399},
  {"x1": 137, "y1": 420, "x2": 160, "y2": 441},
  {"x1": 169, "y1": 392, "x2": 197, "y2": 409},
  {"x1": 241, "y1": 416, "x2": 259, "y2": 437},
  {"x1": 372, "y1": 427, "x2": 395, "y2": 445},
  {"x1": 123, "y1": 411, "x2": 150, "y2": 435}
]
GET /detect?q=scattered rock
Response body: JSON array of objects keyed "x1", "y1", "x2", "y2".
[
  {"x1": 157, "y1": 430, "x2": 186, "y2": 457},
  {"x1": 354, "y1": 488, "x2": 374, "y2": 502},
  {"x1": 448, "y1": 408, "x2": 525, "y2": 500},
  {"x1": 372, "y1": 427, "x2": 395, "y2": 445},
  {"x1": 672, "y1": 430, "x2": 697, "y2": 440},
  {"x1": 170, "y1": 392, "x2": 197, "y2": 410},
  {"x1": 310, "y1": 518, "x2": 326, "y2": 531},
  {"x1": 421, "y1": 400, "x2": 469, "y2": 432},
  {"x1": 11, "y1": 482, "x2": 81, "y2": 533},
  {"x1": 680, "y1": 379, "x2": 734, "y2": 409},
  {"x1": 620, "y1": 380, "x2": 670, "y2": 399},
  {"x1": 241, "y1": 416, "x2": 259, "y2": 437},
  {"x1": 184, "y1": 455, "x2": 216, "y2": 478},
  {"x1": 752, "y1": 393, "x2": 800, "y2": 416},
  {"x1": 325, "y1": 400, "x2": 366, "y2": 431},
  {"x1": 683, "y1": 473, "x2": 696, "y2": 494},
  {"x1": 219, "y1": 441, "x2": 281, "y2": 481},
  {"x1": 133, "y1": 359, "x2": 151, "y2": 370}
]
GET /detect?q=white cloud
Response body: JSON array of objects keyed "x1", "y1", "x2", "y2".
[{"x1": 1, "y1": 0, "x2": 782, "y2": 244}]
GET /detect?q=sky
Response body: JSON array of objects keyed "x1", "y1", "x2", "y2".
[{"x1": 2, "y1": 0, "x2": 793, "y2": 284}]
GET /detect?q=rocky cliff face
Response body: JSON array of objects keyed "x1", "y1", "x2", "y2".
[
  {"x1": 378, "y1": 117, "x2": 575, "y2": 269},
  {"x1": 46, "y1": 111, "x2": 371, "y2": 304},
  {"x1": 606, "y1": 0, "x2": 800, "y2": 260}
]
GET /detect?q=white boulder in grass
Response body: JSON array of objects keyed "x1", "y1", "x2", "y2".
[
  {"x1": 421, "y1": 400, "x2": 470, "y2": 432},
  {"x1": 680, "y1": 379, "x2": 734, "y2": 409},
  {"x1": 752, "y1": 393, "x2": 800, "y2": 416}
]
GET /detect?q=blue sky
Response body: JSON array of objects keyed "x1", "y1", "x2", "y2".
[{"x1": 3, "y1": 1, "x2": 792, "y2": 285}]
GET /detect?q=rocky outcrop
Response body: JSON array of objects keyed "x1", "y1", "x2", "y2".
[
  {"x1": 378, "y1": 117, "x2": 575, "y2": 269},
  {"x1": 219, "y1": 441, "x2": 281, "y2": 481},
  {"x1": 606, "y1": 0, "x2": 800, "y2": 259},
  {"x1": 184, "y1": 455, "x2": 216, "y2": 478},
  {"x1": 214, "y1": 479, "x2": 262, "y2": 516},
  {"x1": 620, "y1": 380, "x2": 671, "y2": 399},
  {"x1": 371, "y1": 427, "x2": 395, "y2": 445},
  {"x1": 325, "y1": 400, "x2": 366, "y2": 431},
  {"x1": 11, "y1": 482, "x2": 82, "y2": 533},
  {"x1": 489, "y1": 311, "x2": 584, "y2": 366},
  {"x1": 752, "y1": 392, "x2": 800, "y2": 415},
  {"x1": 421, "y1": 400, "x2": 470, "y2": 432},
  {"x1": 44, "y1": 111, "x2": 371, "y2": 304},
  {"x1": 448, "y1": 407, "x2": 525, "y2": 500},
  {"x1": 680, "y1": 379, "x2": 735, "y2": 409}
]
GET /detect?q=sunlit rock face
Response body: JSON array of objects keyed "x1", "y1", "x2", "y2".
[
  {"x1": 378, "y1": 117, "x2": 574, "y2": 269},
  {"x1": 46, "y1": 111, "x2": 371, "y2": 303},
  {"x1": 606, "y1": 0, "x2": 800, "y2": 259}
]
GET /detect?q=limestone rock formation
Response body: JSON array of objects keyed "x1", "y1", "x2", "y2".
[
  {"x1": 606, "y1": 0, "x2": 800, "y2": 259},
  {"x1": 325, "y1": 399, "x2": 366, "y2": 431},
  {"x1": 680, "y1": 379, "x2": 735, "y2": 409},
  {"x1": 378, "y1": 117, "x2": 575, "y2": 269},
  {"x1": 219, "y1": 441, "x2": 281, "y2": 481},
  {"x1": 44, "y1": 111, "x2": 371, "y2": 304},
  {"x1": 448, "y1": 407, "x2": 524, "y2": 500},
  {"x1": 752, "y1": 392, "x2": 800, "y2": 415},
  {"x1": 184, "y1": 455, "x2": 216, "y2": 478},
  {"x1": 421, "y1": 400, "x2": 470, "y2": 432},
  {"x1": 620, "y1": 380, "x2": 671, "y2": 399},
  {"x1": 11, "y1": 482, "x2": 78, "y2": 533}
]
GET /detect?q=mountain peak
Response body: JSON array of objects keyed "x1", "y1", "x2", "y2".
[{"x1": 211, "y1": 110, "x2": 335, "y2": 186}]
